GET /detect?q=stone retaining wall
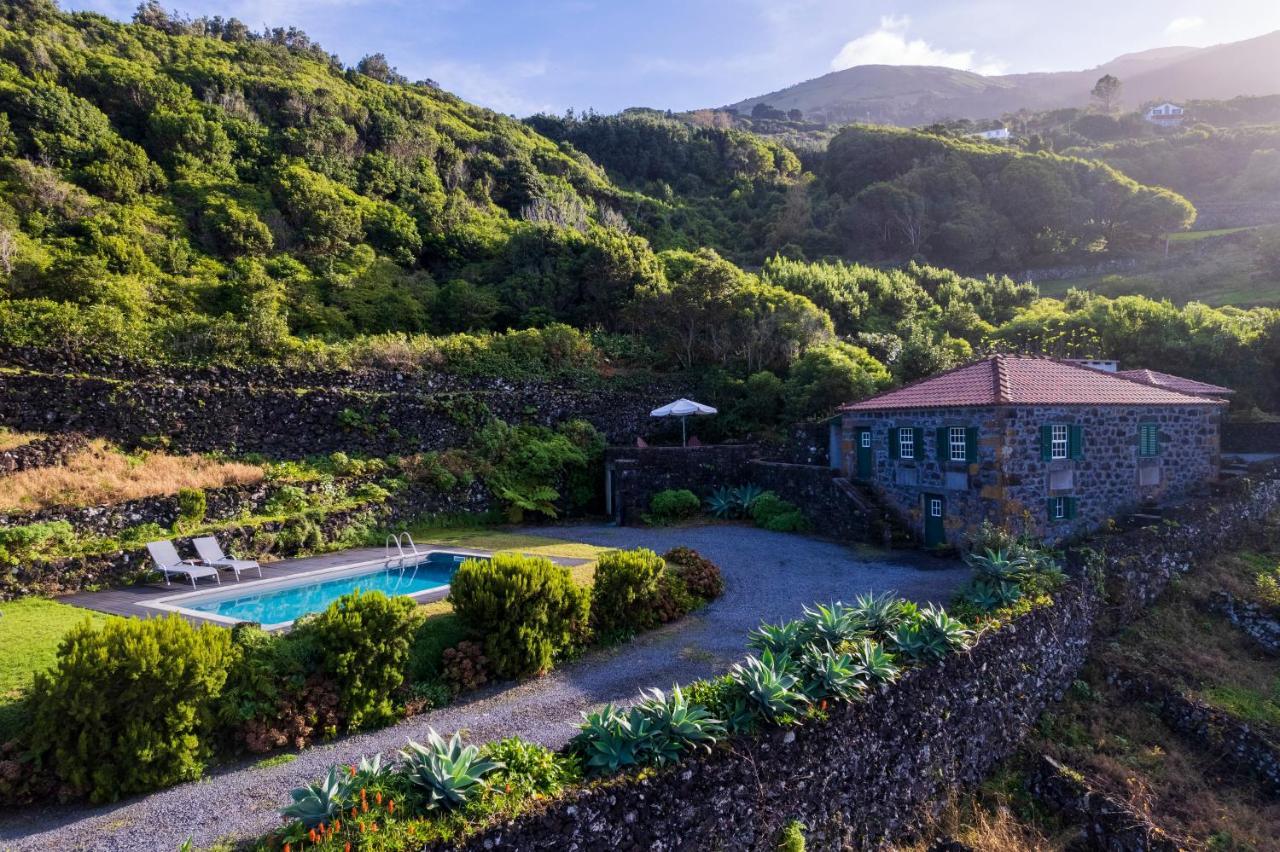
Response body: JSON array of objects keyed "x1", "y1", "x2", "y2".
[
  {"x1": 748, "y1": 460, "x2": 885, "y2": 543},
  {"x1": 0, "y1": 364, "x2": 682, "y2": 457},
  {"x1": 1223, "y1": 420, "x2": 1280, "y2": 453},
  {"x1": 0, "y1": 480, "x2": 495, "y2": 600},
  {"x1": 0, "y1": 432, "x2": 87, "y2": 476},
  {"x1": 605, "y1": 445, "x2": 760, "y2": 524}
]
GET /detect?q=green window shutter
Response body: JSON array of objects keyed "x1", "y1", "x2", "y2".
[
  {"x1": 1069, "y1": 425, "x2": 1085, "y2": 460},
  {"x1": 1140, "y1": 423, "x2": 1160, "y2": 457},
  {"x1": 888, "y1": 427, "x2": 900, "y2": 459},
  {"x1": 936, "y1": 427, "x2": 948, "y2": 462},
  {"x1": 1066, "y1": 497, "x2": 1079, "y2": 519},
  {"x1": 1046, "y1": 498, "x2": 1056, "y2": 520},
  {"x1": 913, "y1": 427, "x2": 925, "y2": 459},
  {"x1": 1040, "y1": 424, "x2": 1053, "y2": 461},
  {"x1": 965, "y1": 426, "x2": 978, "y2": 463}
]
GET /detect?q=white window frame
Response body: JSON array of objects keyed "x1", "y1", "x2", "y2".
[
  {"x1": 1050, "y1": 424, "x2": 1069, "y2": 460},
  {"x1": 860, "y1": 431, "x2": 871, "y2": 449},
  {"x1": 929, "y1": 497, "x2": 943, "y2": 518},
  {"x1": 899, "y1": 429, "x2": 915, "y2": 460},
  {"x1": 1051, "y1": 496, "x2": 1067, "y2": 520},
  {"x1": 948, "y1": 426, "x2": 967, "y2": 463}
]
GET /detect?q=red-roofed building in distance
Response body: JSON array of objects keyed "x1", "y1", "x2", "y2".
[{"x1": 837, "y1": 355, "x2": 1228, "y2": 547}]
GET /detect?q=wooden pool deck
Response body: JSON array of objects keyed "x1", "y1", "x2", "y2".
[{"x1": 60, "y1": 545, "x2": 591, "y2": 623}]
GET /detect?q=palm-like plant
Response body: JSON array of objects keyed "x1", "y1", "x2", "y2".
[
  {"x1": 635, "y1": 685, "x2": 725, "y2": 764},
  {"x1": 729, "y1": 649, "x2": 808, "y2": 722},
  {"x1": 732, "y1": 484, "x2": 765, "y2": 513},
  {"x1": 400, "y1": 729, "x2": 503, "y2": 809},
  {"x1": 280, "y1": 765, "x2": 354, "y2": 827},
  {"x1": 849, "y1": 591, "x2": 916, "y2": 638}
]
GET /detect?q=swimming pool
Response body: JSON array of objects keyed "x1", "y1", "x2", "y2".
[{"x1": 148, "y1": 550, "x2": 485, "y2": 628}]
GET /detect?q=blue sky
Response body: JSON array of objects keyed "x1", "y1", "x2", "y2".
[{"x1": 64, "y1": 0, "x2": 1280, "y2": 116}]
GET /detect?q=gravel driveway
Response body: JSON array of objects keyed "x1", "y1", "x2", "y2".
[{"x1": 0, "y1": 524, "x2": 969, "y2": 851}]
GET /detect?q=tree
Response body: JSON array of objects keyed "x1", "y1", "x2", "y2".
[
  {"x1": 1091, "y1": 75, "x2": 1122, "y2": 113},
  {"x1": 355, "y1": 53, "x2": 406, "y2": 85}
]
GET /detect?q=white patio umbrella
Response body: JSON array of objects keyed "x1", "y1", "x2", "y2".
[{"x1": 650, "y1": 398, "x2": 717, "y2": 447}]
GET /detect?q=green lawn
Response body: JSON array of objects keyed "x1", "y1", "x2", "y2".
[
  {"x1": 0, "y1": 598, "x2": 104, "y2": 741},
  {"x1": 1164, "y1": 225, "x2": 1259, "y2": 242}
]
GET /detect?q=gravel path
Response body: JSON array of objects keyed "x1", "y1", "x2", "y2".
[{"x1": 0, "y1": 524, "x2": 969, "y2": 851}]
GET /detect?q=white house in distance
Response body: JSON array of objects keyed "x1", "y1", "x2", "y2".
[
  {"x1": 970, "y1": 127, "x2": 1010, "y2": 141},
  {"x1": 1145, "y1": 102, "x2": 1185, "y2": 127}
]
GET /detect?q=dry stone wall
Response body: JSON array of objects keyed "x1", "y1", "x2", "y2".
[{"x1": 0, "y1": 432, "x2": 87, "y2": 476}]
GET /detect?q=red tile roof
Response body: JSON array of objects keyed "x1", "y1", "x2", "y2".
[
  {"x1": 840, "y1": 356, "x2": 1228, "y2": 411},
  {"x1": 1115, "y1": 368, "x2": 1235, "y2": 397}
]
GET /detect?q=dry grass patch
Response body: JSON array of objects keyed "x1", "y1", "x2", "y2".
[
  {"x1": 0, "y1": 427, "x2": 43, "y2": 451},
  {"x1": 0, "y1": 439, "x2": 264, "y2": 513}
]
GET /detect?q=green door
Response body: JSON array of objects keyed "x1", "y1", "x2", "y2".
[
  {"x1": 923, "y1": 494, "x2": 945, "y2": 547},
  {"x1": 855, "y1": 427, "x2": 873, "y2": 479}
]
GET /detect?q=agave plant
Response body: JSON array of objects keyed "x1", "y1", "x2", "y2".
[
  {"x1": 965, "y1": 548, "x2": 1033, "y2": 584},
  {"x1": 705, "y1": 487, "x2": 739, "y2": 519},
  {"x1": 799, "y1": 602, "x2": 861, "y2": 648},
  {"x1": 354, "y1": 752, "x2": 391, "y2": 780},
  {"x1": 635, "y1": 685, "x2": 725, "y2": 764},
  {"x1": 965, "y1": 579, "x2": 1022, "y2": 611},
  {"x1": 574, "y1": 703, "x2": 648, "y2": 775},
  {"x1": 280, "y1": 765, "x2": 354, "y2": 827},
  {"x1": 798, "y1": 647, "x2": 865, "y2": 702},
  {"x1": 849, "y1": 638, "x2": 900, "y2": 685},
  {"x1": 732, "y1": 484, "x2": 765, "y2": 513},
  {"x1": 891, "y1": 605, "x2": 973, "y2": 662},
  {"x1": 848, "y1": 591, "x2": 915, "y2": 638},
  {"x1": 400, "y1": 729, "x2": 503, "y2": 809},
  {"x1": 729, "y1": 649, "x2": 808, "y2": 723},
  {"x1": 748, "y1": 619, "x2": 807, "y2": 656}
]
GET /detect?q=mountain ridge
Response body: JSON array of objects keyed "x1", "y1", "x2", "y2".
[{"x1": 723, "y1": 30, "x2": 1280, "y2": 126}]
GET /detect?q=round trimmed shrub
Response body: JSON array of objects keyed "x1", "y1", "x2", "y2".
[
  {"x1": 294, "y1": 590, "x2": 420, "y2": 730},
  {"x1": 590, "y1": 548, "x2": 665, "y2": 636},
  {"x1": 663, "y1": 546, "x2": 725, "y2": 601},
  {"x1": 29, "y1": 614, "x2": 233, "y2": 803},
  {"x1": 647, "y1": 489, "x2": 701, "y2": 523},
  {"x1": 449, "y1": 554, "x2": 589, "y2": 679},
  {"x1": 750, "y1": 492, "x2": 811, "y2": 533}
]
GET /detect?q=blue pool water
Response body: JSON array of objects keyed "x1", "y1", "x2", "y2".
[{"x1": 185, "y1": 551, "x2": 481, "y2": 625}]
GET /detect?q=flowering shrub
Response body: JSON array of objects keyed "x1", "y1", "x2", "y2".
[
  {"x1": 663, "y1": 546, "x2": 725, "y2": 600},
  {"x1": 440, "y1": 640, "x2": 489, "y2": 695}
]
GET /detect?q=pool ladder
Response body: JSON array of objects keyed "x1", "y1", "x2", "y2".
[{"x1": 384, "y1": 532, "x2": 421, "y2": 570}]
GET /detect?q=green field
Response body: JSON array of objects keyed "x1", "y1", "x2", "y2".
[{"x1": 0, "y1": 598, "x2": 104, "y2": 741}]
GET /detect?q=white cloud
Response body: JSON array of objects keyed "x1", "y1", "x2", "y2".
[
  {"x1": 1164, "y1": 15, "x2": 1206, "y2": 35},
  {"x1": 830, "y1": 15, "x2": 1006, "y2": 75}
]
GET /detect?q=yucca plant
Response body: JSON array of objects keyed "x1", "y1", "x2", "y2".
[
  {"x1": 705, "y1": 487, "x2": 739, "y2": 519},
  {"x1": 280, "y1": 765, "x2": 354, "y2": 827},
  {"x1": 849, "y1": 638, "x2": 899, "y2": 685},
  {"x1": 635, "y1": 685, "x2": 725, "y2": 764},
  {"x1": 748, "y1": 619, "x2": 808, "y2": 656},
  {"x1": 729, "y1": 649, "x2": 808, "y2": 723},
  {"x1": 798, "y1": 647, "x2": 865, "y2": 702},
  {"x1": 799, "y1": 602, "x2": 861, "y2": 648},
  {"x1": 400, "y1": 729, "x2": 502, "y2": 809}
]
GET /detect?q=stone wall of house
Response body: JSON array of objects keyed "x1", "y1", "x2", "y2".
[
  {"x1": 747, "y1": 460, "x2": 889, "y2": 544},
  {"x1": 1222, "y1": 420, "x2": 1280, "y2": 453},
  {"x1": 841, "y1": 404, "x2": 1222, "y2": 546},
  {"x1": 425, "y1": 463, "x2": 1280, "y2": 850},
  {"x1": 604, "y1": 445, "x2": 760, "y2": 524},
  {"x1": 0, "y1": 363, "x2": 683, "y2": 457},
  {"x1": 0, "y1": 432, "x2": 87, "y2": 476}
]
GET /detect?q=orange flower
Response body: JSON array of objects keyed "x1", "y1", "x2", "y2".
[
  {"x1": 359, "y1": 821, "x2": 365, "y2": 833},
  {"x1": 309, "y1": 829, "x2": 318, "y2": 843},
  {"x1": 283, "y1": 844, "x2": 291, "y2": 852},
  {"x1": 344, "y1": 845, "x2": 351, "y2": 852},
  {"x1": 371, "y1": 823, "x2": 379, "y2": 833},
  {"x1": 351, "y1": 806, "x2": 358, "y2": 818},
  {"x1": 349, "y1": 765, "x2": 357, "y2": 777},
  {"x1": 387, "y1": 800, "x2": 395, "y2": 814},
  {"x1": 334, "y1": 820, "x2": 341, "y2": 832},
  {"x1": 375, "y1": 791, "x2": 382, "y2": 805},
  {"x1": 362, "y1": 799, "x2": 369, "y2": 813}
]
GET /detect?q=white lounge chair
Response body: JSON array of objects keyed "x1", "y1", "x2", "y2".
[
  {"x1": 192, "y1": 536, "x2": 263, "y2": 581},
  {"x1": 146, "y1": 540, "x2": 220, "y2": 589}
]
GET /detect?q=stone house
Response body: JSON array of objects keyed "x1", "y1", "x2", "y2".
[{"x1": 837, "y1": 356, "x2": 1227, "y2": 547}]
